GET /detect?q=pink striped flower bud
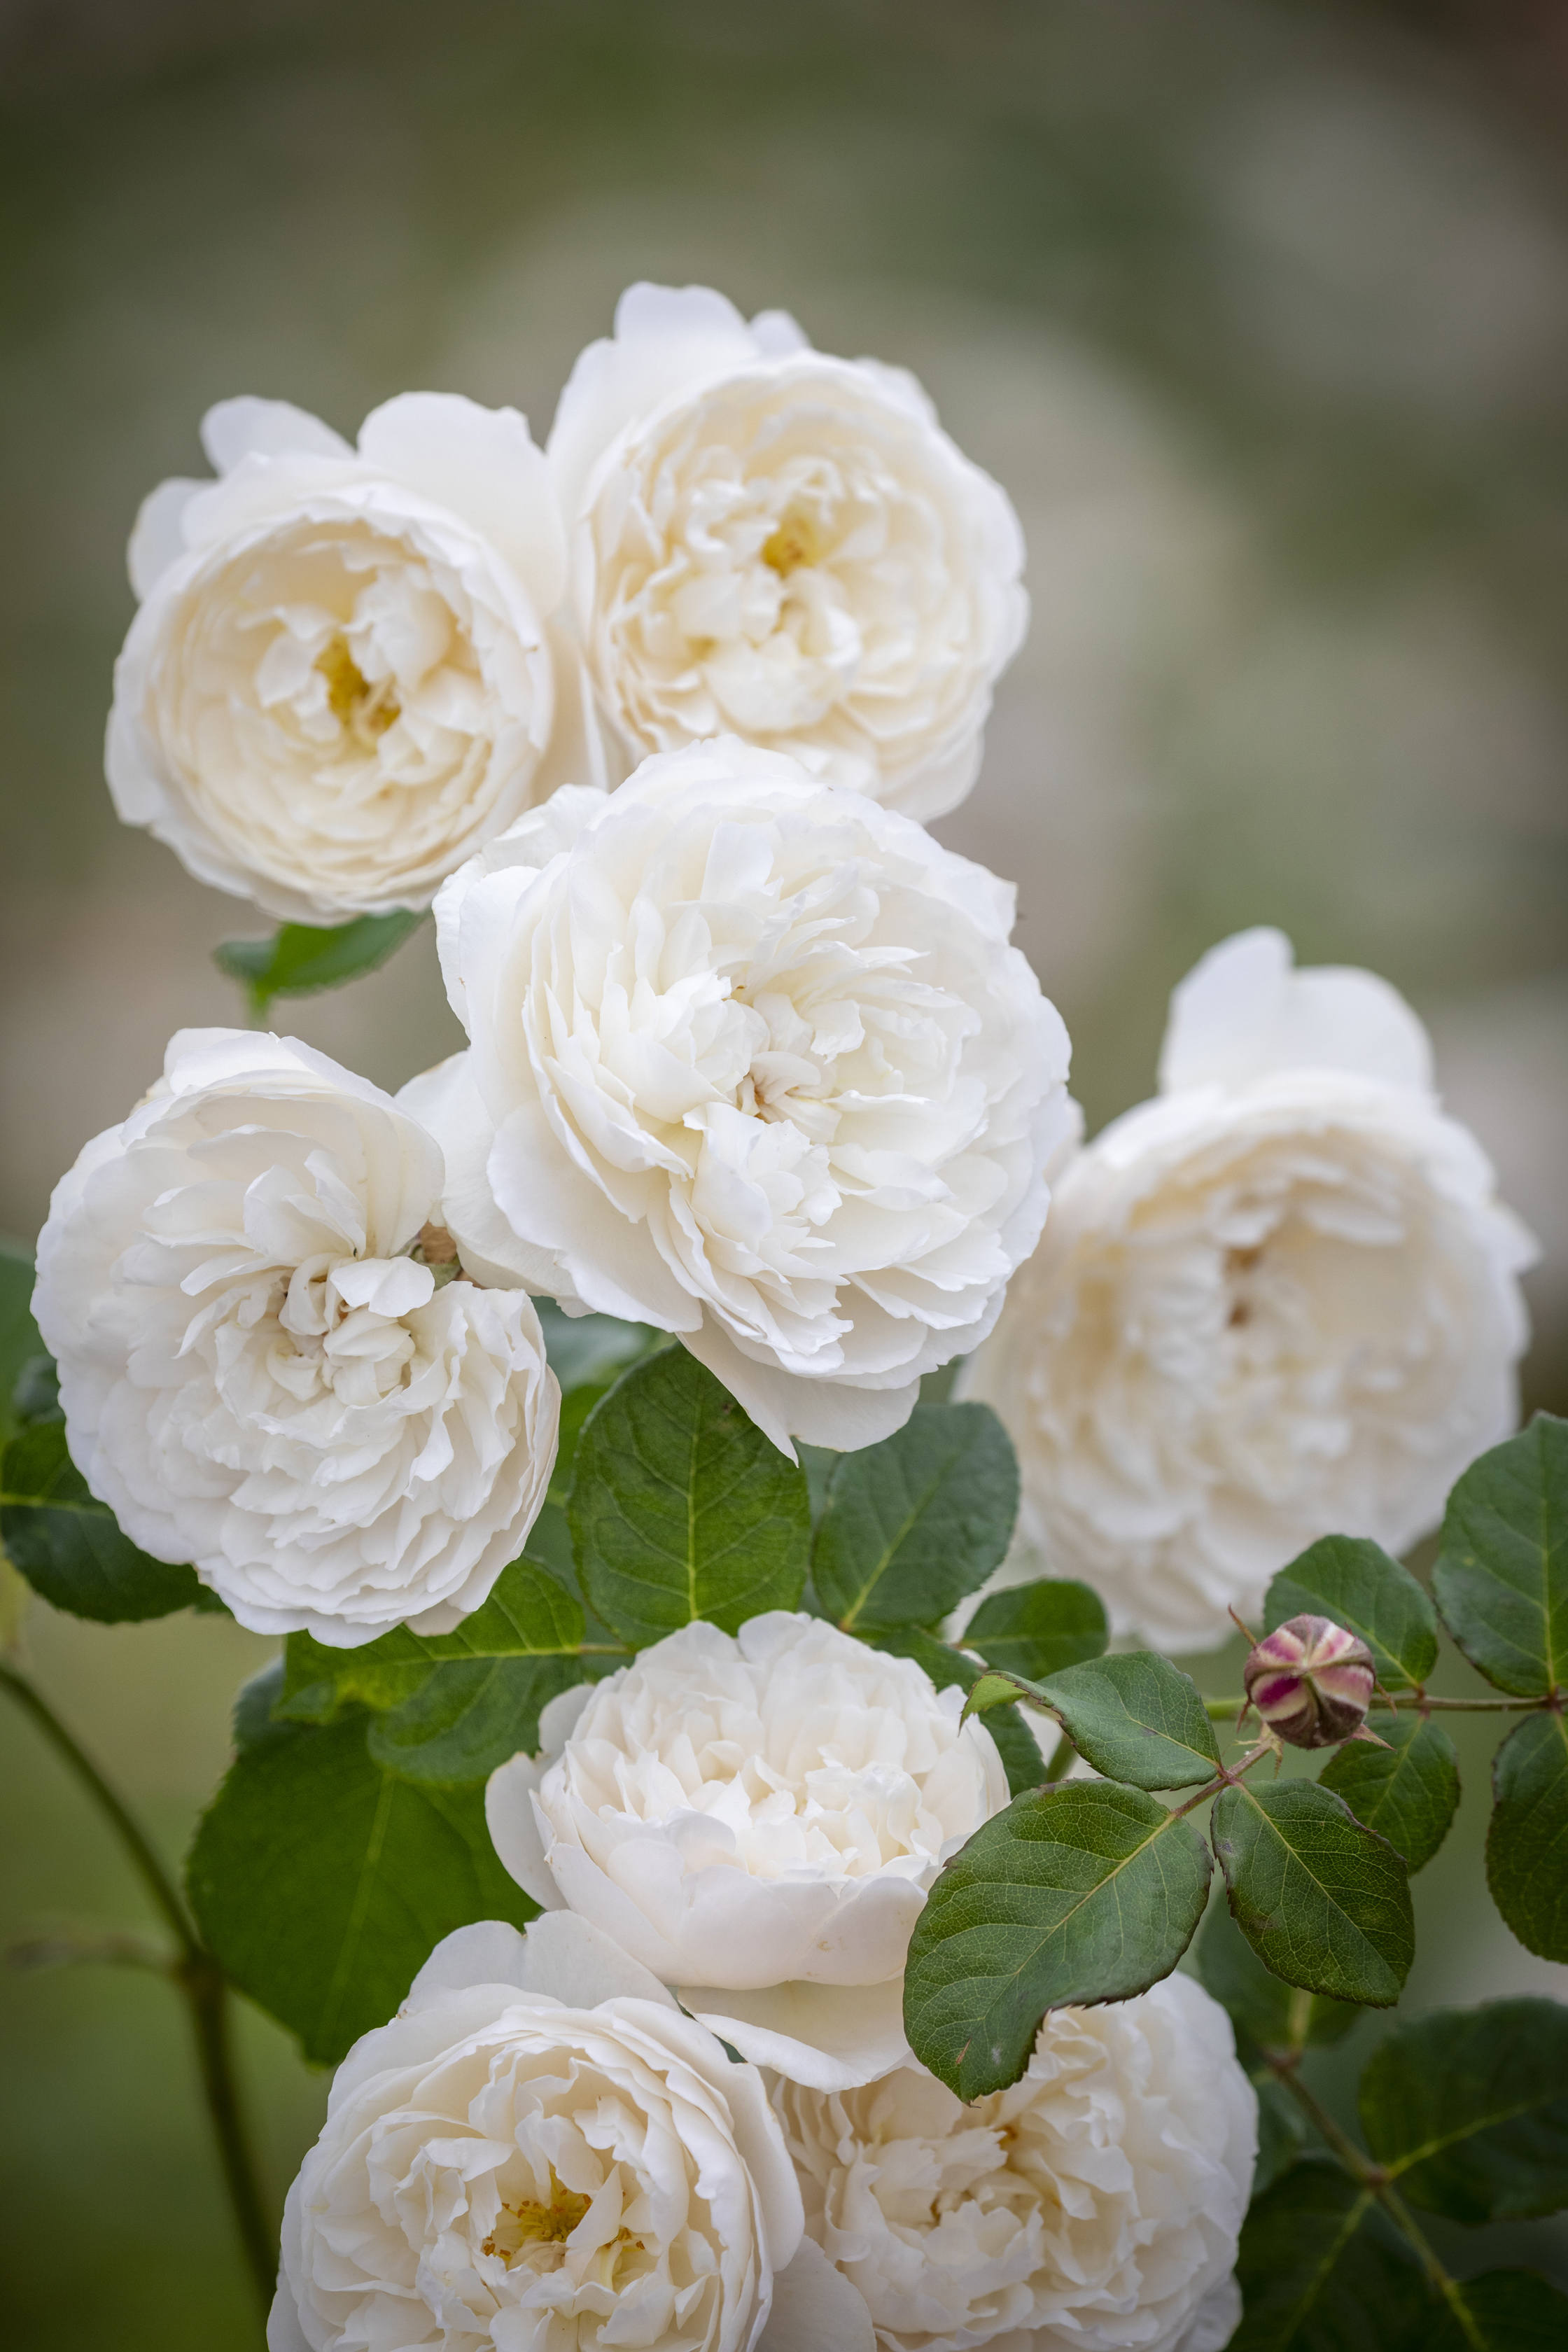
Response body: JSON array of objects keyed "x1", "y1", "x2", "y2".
[{"x1": 1243, "y1": 1615, "x2": 1376, "y2": 1748}]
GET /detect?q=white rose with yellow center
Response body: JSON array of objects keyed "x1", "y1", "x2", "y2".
[
  {"x1": 108, "y1": 393, "x2": 599, "y2": 922},
  {"x1": 962, "y1": 929, "x2": 1536, "y2": 1651},
  {"x1": 486, "y1": 1614, "x2": 1009, "y2": 2091},
  {"x1": 32, "y1": 1028, "x2": 558, "y2": 1644},
  {"x1": 772, "y1": 1974, "x2": 1255, "y2": 2352},
  {"x1": 549, "y1": 283, "x2": 1028, "y2": 821},
  {"x1": 407, "y1": 738, "x2": 1072, "y2": 1454},
  {"x1": 270, "y1": 1913, "x2": 876, "y2": 2352}
]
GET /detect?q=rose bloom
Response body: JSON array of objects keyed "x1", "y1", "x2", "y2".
[
  {"x1": 406, "y1": 738, "x2": 1071, "y2": 1453},
  {"x1": 486, "y1": 1615, "x2": 1009, "y2": 2090},
  {"x1": 962, "y1": 929, "x2": 1535, "y2": 1651},
  {"x1": 772, "y1": 1973, "x2": 1254, "y2": 2352},
  {"x1": 548, "y1": 281, "x2": 1028, "y2": 822},
  {"x1": 108, "y1": 391, "x2": 599, "y2": 922},
  {"x1": 32, "y1": 1029, "x2": 557, "y2": 1646},
  {"x1": 270, "y1": 1911, "x2": 876, "y2": 2352}
]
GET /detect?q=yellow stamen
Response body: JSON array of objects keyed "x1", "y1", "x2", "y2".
[
  {"x1": 482, "y1": 2169, "x2": 592, "y2": 2263},
  {"x1": 762, "y1": 513, "x2": 822, "y2": 575},
  {"x1": 315, "y1": 636, "x2": 400, "y2": 741}
]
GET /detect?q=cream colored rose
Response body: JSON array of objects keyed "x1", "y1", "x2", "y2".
[
  {"x1": 549, "y1": 283, "x2": 1028, "y2": 822},
  {"x1": 485, "y1": 1614, "x2": 1008, "y2": 2090},
  {"x1": 32, "y1": 1028, "x2": 557, "y2": 1645},
  {"x1": 108, "y1": 393, "x2": 599, "y2": 922},
  {"x1": 269, "y1": 1912, "x2": 876, "y2": 2352},
  {"x1": 772, "y1": 1973, "x2": 1254, "y2": 2352},
  {"x1": 405, "y1": 738, "x2": 1072, "y2": 1454},
  {"x1": 962, "y1": 929, "x2": 1536, "y2": 1651}
]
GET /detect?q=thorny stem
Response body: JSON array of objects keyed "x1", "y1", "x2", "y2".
[
  {"x1": 0, "y1": 1658, "x2": 276, "y2": 2323},
  {"x1": 1203, "y1": 1690, "x2": 1550, "y2": 1720}
]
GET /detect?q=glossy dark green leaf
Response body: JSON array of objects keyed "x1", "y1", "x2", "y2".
[
  {"x1": 1, "y1": 1422, "x2": 205, "y2": 1621},
  {"x1": 10, "y1": 1354, "x2": 61, "y2": 1428},
  {"x1": 232, "y1": 1660, "x2": 290, "y2": 1754},
  {"x1": 967, "y1": 1653, "x2": 1221, "y2": 1791},
  {"x1": 867, "y1": 1626, "x2": 1056, "y2": 1798},
  {"x1": 1359, "y1": 1998, "x2": 1568, "y2": 2221},
  {"x1": 0, "y1": 1240, "x2": 43, "y2": 1446},
  {"x1": 1212, "y1": 1777, "x2": 1414, "y2": 2007},
  {"x1": 568, "y1": 1347, "x2": 810, "y2": 1647},
  {"x1": 1266, "y1": 1534, "x2": 1438, "y2": 1694},
  {"x1": 962, "y1": 1578, "x2": 1108, "y2": 1679},
  {"x1": 1233, "y1": 2161, "x2": 1434, "y2": 2352},
  {"x1": 214, "y1": 909, "x2": 425, "y2": 1011},
  {"x1": 1427, "y1": 2271, "x2": 1568, "y2": 2351},
  {"x1": 902, "y1": 1781, "x2": 1212, "y2": 2099},
  {"x1": 1434, "y1": 1414, "x2": 1568, "y2": 1698},
  {"x1": 1319, "y1": 1711, "x2": 1460, "y2": 1873},
  {"x1": 1196, "y1": 1896, "x2": 1364, "y2": 2052},
  {"x1": 187, "y1": 1712, "x2": 536, "y2": 2064},
  {"x1": 1486, "y1": 1712, "x2": 1568, "y2": 1962},
  {"x1": 811, "y1": 1402, "x2": 1017, "y2": 1631}
]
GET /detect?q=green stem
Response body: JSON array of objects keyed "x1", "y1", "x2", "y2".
[
  {"x1": 0, "y1": 1659, "x2": 275, "y2": 2322},
  {"x1": 1203, "y1": 1690, "x2": 1546, "y2": 1719},
  {"x1": 1266, "y1": 2054, "x2": 1460, "y2": 2304}
]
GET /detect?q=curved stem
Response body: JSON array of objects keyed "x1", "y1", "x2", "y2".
[
  {"x1": 1266, "y1": 2054, "x2": 1459, "y2": 2303},
  {"x1": 0, "y1": 1658, "x2": 275, "y2": 2322}
]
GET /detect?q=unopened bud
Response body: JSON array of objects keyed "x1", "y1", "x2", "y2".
[{"x1": 1244, "y1": 1614, "x2": 1375, "y2": 1748}]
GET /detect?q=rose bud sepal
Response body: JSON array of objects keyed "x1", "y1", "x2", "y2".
[{"x1": 1242, "y1": 1614, "x2": 1379, "y2": 1749}]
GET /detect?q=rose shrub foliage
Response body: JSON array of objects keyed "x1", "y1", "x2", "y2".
[{"x1": 2, "y1": 283, "x2": 1564, "y2": 2352}]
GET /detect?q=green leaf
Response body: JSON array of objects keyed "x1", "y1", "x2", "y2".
[
  {"x1": 902, "y1": 1780, "x2": 1212, "y2": 2099},
  {"x1": 187, "y1": 1712, "x2": 537, "y2": 2064},
  {"x1": 1319, "y1": 1712, "x2": 1460, "y2": 1874},
  {"x1": 1211, "y1": 1777, "x2": 1414, "y2": 2007},
  {"x1": 1486, "y1": 1712, "x2": 1568, "y2": 1962},
  {"x1": 1359, "y1": 1998, "x2": 1568, "y2": 2222},
  {"x1": 1196, "y1": 1896, "x2": 1364, "y2": 2053},
  {"x1": 1, "y1": 1422, "x2": 206, "y2": 1621},
  {"x1": 1434, "y1": 1414, "x2": 1568, "y2": 1698},
  {"x1": 1253, "y1": 2075, "x2": 1310, "y2": 2195},
  {"x1": 962, "y1": 1578, "x2": 1108, "y2": 1679},
  {"x1": 1428, "y1": 2272, "x2": 1568, "y2": 2352},
  {"x1": 866, "y1": 1626, "x2": 1056, "y2": 1798},
  {"x1": 0, "y1": 1240, "x2": 43, "y2": 1446},
  {"x1": 276, "y1": 1554, "x2": 629, "y2": 1778},
  {"x1": 1266, "y1": 1534, "x2": 1438, "y2": 1694},
  {"x1": 232, "y1": 1660, "x2": 290, "y2": 1754},
  {"x1": 536, "y1": 1301, "x2": 659, "y2": 1396},
  {"x1": 1232, "y1": 2161, "x2": 1434, "y2": 2352},
  {"x1": 214, "y1": 909, "x2": 425, "y2": 1011},
  {"x1": 967, "y1": 1653, "x2": 1221, "y2": 1791},
  {"x1": 811, "y1": 1402, "x2": 1017, "y2": 1632},
  {"x1": 568, "y1": 1348, "x2": 810, "y2": 1648}
]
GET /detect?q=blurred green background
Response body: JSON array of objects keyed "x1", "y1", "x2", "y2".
[{"x1": 3, "y1": 1, "x2": 1567, "y2": 2342}]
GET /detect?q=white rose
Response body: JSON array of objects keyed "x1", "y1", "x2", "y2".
[
  {"x1": 406, "y1": 738, "x2": 1072, "y2": 1454},
  {"x1": 270, "y1": 1911, "x2": 876, "y2": 2352},
  {"x1": 108, "y1": 392, "x2": 599, "y2": 923},
  {"x1": 548, "y1": 282, "x2": 1028, "y2": 822},
  {"x1": 962, "y1": 928, "x2": 1536, "y2": 1651},
  {"x1": 772, "y1": 1971, "x2": 1255, "y2": 2352},
  {"x1": 485, "y1": 1614, "x2": 1009, "y2": 2090},
  {"x1": 32, "y1": 1028, "x2": 558, "y2": 1645}
]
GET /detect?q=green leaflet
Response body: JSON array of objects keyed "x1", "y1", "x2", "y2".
[
  {"x1": 1211, "y1": 1777, "x2": 1414, "y2": 2008},
  {"x1": 0, "y1": 1240, "x2": 43, "y2": 1446},
  {"x1": 536, "y1": 1306, "x2": 663, "y2": 1507},
  {"x1": 1359, "y1": 1999, "x2": 1568, "y2": 2222},
  {"x1": 1427, "y1": 2271, "x2": 1568, "y2": 2351},
  {"x1": 568, "y1": 1348, "x2": 810, "y2": 1648},
  {"x1": 1319, "y1": 1711, "x2": 1460, "y2": 1874},
  {"x1": 1434, "y1": 1413, "x2": 1568, "y2": 1698},
  {"x1": 213, "y1": 909, "x2": 426, "y2": 1014},
  {"x1": 902, "y1": 1780, "x2": 1212, "y2": 2099},
  {"x1": 1232, "y1": 2161, "x2": 1433, "y2": 2351},
  {"x1": 1, "y1": 1420, "x2": 209, "y2": 1622},
  {"x1": 961, "y1": 1578, "x2": 1108, "y2": 1679},
  {"x1": 1486, "y1": 1712, "x2": 1568, "y2": 1963},
  {"x1": 811, "y1": 1402, "x2": 1017, "y2": 1631},
  {"x1": 1196, "y1": 1896, "x2": 1364, "y2": 2054},
  {"x1": 964, "y1": 1651, "x2": 1221, "y2": 1791},
  {"x1": 1266, "y1": 1533, "x2": 1438, "y2": 1693},
  {"x1": 187, "y1": 1711, "x2": 537, "y2": 2065}
]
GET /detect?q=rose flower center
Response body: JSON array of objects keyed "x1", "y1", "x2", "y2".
[{"x1": 314, "y1": 633, "x2": 400, "y2": 745}]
